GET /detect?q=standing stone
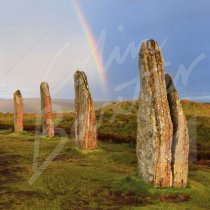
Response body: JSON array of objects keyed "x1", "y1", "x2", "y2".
[
  {"x1": 74, "y1": 71, "x2": 97, "y2": 149},
  {"x1": 137, "y1": 40, "x2": 173, "y2": 188},
  {"x1": 40, "y1": 82, "x2": 54, "y2": 137},
  {"x1": 165, "y1": 73, "x2": 189, "y2": 188},
  {"x1": 14, "y1": 90, "x2": 24, "y2": 132}
]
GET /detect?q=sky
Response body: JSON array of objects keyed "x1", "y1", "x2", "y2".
[{"x1": 0, "y1": 0, "x2": 210, "y2": 102}]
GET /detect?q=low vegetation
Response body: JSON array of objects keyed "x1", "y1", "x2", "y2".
[{"x1": 0, "y1": 100, "x2": 209, "y2": 209}]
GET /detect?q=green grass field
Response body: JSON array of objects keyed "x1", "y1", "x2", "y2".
[{"x1": 0, "y1": 100, "x2": 209, "y2": 209}]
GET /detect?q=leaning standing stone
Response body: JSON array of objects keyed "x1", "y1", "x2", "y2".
[
  {"x1": 40, "y1": 82, "x2": 54, "y2": 137},
  {"x1": 137, "y1": 40, "x2": 173, "y2": 187},
  {"x1": 14, "y1": 90, "x2": 24, "y2": 132},
  {"x1": 74, "y1": 71, "x2": 97, "y2": 149},
  {"x1": 165, "y1": 73, "x2": 189, "y2": 188}
]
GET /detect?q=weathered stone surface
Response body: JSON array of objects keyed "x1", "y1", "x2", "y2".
[
  {"x1": 40, "y1": 82, "x2": 54, "y2": 137},
  {"x1": 74, "y1": 70, "x2": 97, "y2": 149},
  {"x1": 165, "y1": 73, "x2": 189, "y2": 188},
  {"x1": 137, "y1": 40, "x2": 173, "y2": 187},
  {"x1": 14, "y1": 90, "x2": 23, "y2": 132}
]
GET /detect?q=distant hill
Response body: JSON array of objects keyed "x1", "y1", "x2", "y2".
[{"x1": 0, "y1": 98, "x2": 110, "y2": 113}]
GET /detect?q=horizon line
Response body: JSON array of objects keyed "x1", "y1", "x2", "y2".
[{"x1": 0, "y1": 97, "x2": 209, "y2": 104}]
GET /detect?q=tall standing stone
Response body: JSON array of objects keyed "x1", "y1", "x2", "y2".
[
  {"x1": 40, "y1": 82, "x2": 54, "y2": 137},
  {"x1": 165, "y1": 73, "x2": 189, "y2": 188},
  {"x1": 137, "y1": 40, "x2": 173, "y2": 188},
  {"x1": 14, "y1": 90, "x2": 24, "y2": 132},
  {"x1": 74, "y1": 71, "x2": 97, "y2": 149}
]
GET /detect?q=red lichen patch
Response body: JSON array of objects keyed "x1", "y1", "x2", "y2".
[
  {"x1": 92, "y1": 190, "x2": 152, "y2": 208},
  {"x1": 160, "y1": 194, "x2": 191, "y2": 203}
]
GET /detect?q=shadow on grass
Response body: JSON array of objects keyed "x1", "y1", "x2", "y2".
[
  {"x1": 0, "y1": 150, "x2": 26, "y2": 209},
  {"x1": 0, "y1": 151, "x2": 24, "y2": 187}
]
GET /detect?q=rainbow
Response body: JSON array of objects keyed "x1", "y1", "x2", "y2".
[{"x1": 72, "y1": 0, "x2": 108, "y2": 90}]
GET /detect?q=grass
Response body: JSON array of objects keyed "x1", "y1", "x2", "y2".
[
  {"x1": 0, "y1": 100, "x2": 210, "y2": 209},
  {"x1": 0, "y1": 132, "x2": 209, "y2": 209}
]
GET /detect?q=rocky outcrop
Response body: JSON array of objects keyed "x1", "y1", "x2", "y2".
[
  {"x1": 40, "y1": 82, "x2": 54, "y2": 137},
  {"x1": 74, "y1": 71, "x2": 97, "y2": 149},
  {"x1": 14, "y1": 90, "x2": 24, "y2": 132},
  {"x1": 165, "y1": 73, "x2": 189, "y2": 188},
  {"x1": 137, "y1": 40, "x2": 173, "y2": 188}
]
